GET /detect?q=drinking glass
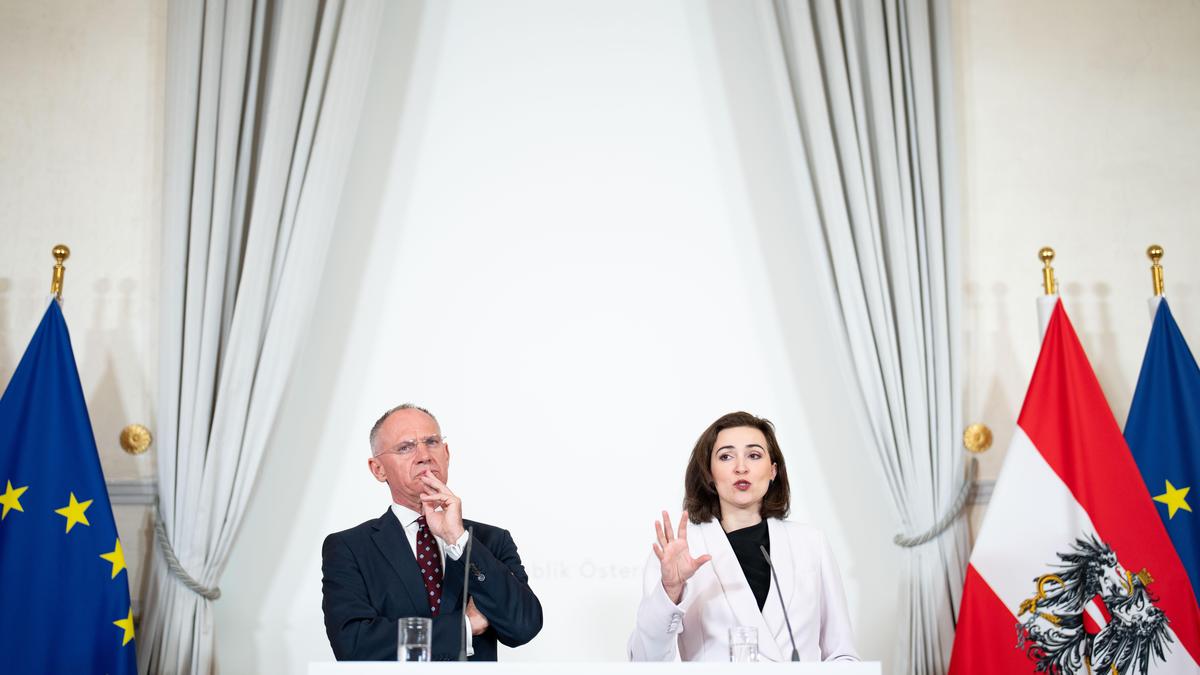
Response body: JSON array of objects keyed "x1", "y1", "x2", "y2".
[
  {"x1": 397, "y1": 617, "x2": 432, "y2": 662},
  {"x1": 729, "y1": 625, "x2": 758, "y2": 662}
]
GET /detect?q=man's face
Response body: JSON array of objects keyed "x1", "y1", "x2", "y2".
[{"x1": 368, "y1": 408, "x2": 450, "y2": 511}]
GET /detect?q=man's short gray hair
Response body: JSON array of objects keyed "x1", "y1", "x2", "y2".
[{"x1": 369, "y1": 403, "x2": 439, "y2": 455}]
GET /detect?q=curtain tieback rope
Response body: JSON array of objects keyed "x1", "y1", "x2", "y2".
[
  {"x1": 893, "y1": 457, "x2": 978, "y2": 548},
  {"x1": 153, "y1": 504, "x2": 221, "y2": 600}
]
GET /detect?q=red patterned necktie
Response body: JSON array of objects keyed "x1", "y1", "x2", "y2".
[{"x1": 415, "y1": 516, "x2": 444, "y2": 616}]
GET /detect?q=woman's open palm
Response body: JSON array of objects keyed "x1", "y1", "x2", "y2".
[{"x1": 653, "y1": 510, "x2": 712, "y2": 604}]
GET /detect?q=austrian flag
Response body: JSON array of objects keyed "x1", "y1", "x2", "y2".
[{"x1": 949, "y1": 300, "x2": 1200, "y2": 675}]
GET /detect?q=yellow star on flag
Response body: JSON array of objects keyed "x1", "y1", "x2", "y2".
[
  {"x1": 1153, "y1": 480, "x2": 1192, "y2": 519},
  {"x1": 100, "y1": 539, "x2": 126, "y2": 579},
  {"x1": 54, "y1": 492, "x2": 92, "y2": 533},
  {"x1": 113, "y1": 608, "x2": 135, "y2": 646},
  {"x1": 0, "y1": 480, "x2": 28, "y2": 520}
]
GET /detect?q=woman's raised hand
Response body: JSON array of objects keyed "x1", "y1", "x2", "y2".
[{"x1": 653, "y1": 510, "x2": 712, "y2": 604}]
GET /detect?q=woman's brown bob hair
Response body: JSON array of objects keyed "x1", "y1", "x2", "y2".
[{"x1": 684, "y1": 411, "x2": 790, "y2": 524}]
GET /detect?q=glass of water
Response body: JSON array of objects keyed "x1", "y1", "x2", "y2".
[
  {"x1": 398, "y1": 617, "x2": 432, "y2": 662},
  {"x1": 729, "y1": 625, "x2": 758, "y2": 662}
]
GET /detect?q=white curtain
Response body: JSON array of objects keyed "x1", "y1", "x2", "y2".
[
  {"x1": 138, "y1": 1, "x2": 382, "y2": 672},
  {"x1": 770, "y1": 1, "x2": 968, "y2": 673}
]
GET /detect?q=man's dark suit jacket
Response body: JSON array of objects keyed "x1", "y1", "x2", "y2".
[{"x1": 322, "y1": 510, "x2": 543, "y2": 661}]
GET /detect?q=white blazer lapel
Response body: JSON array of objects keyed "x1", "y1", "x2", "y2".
[
  {"x1": 698, "y1": 520, "x2": 783, "y2": 663},
  {"x1": 762, "y1": 519, "x2": 797, "y2": 658}
]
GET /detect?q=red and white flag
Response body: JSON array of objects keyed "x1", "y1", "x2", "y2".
[
  {"x1": 949, "y1": 300, "x2": 1200, "y2": 675},
  {"x1": 1081, "y1": 593, "x2": 1111, "y2": 636}
]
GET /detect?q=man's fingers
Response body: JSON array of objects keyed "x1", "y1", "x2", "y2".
[
  {"x1": 419, "y1": 493, "x2": 456, "y2": 514},
  {"x1": 418, "y1": 477, "x2": 454, "y2": 498},
  {"x1": 419, "y1": 472, "x2": 445, "y2": 486},
  {"x1": 419, "y1": 474, "x2": 456, "y2": 496},
  {"x1": 418, "y1": 486, "x2": 458, "y2": 505}
]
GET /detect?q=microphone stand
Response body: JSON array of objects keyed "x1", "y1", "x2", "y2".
[
  {"x1": 760, "y1": 545, "x2": 800, "y2": 661},
  {"x1": 457, "y1": 526, "x2": 475, "y2": 661}
]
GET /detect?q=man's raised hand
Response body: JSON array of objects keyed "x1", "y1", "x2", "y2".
[{"x1": 418, "y1": 473, "x2": 465, "y2": 542}]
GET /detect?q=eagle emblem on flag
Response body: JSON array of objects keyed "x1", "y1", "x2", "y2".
[{"x1": 1015, "y1": 535, "x2": 1174, "y2": 675}]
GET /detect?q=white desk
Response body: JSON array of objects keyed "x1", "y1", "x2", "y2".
[{"x1": 309, "y1": 663, "x2": 882, "y2": 675}]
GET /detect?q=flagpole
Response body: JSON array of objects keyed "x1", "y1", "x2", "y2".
[
  {"x1": 1037, "y1": 247, "x2": 1058, "y2": 341},
  {"x1": 1039, "y1": 246, "x2": 1057, "y2": 296},
  {"x1": 1147, "y1": 245, "x2": 1164, "y2": 319},
  {"x1": 49, "y1": 244, "x2": 70, "y2": 302},
  {"x1": 1148, "y1": 245, "x2": 1165, "y2": 296}
]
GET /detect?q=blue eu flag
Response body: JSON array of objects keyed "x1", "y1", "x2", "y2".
[
  {"x1": 1125, "y1": 298, "x2": 1200, "y2": 613},
  {"x1": 0, "y1": 300, "x2": 137, "y2": 673}
]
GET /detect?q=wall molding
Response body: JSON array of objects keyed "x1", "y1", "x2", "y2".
[
  {"x1": 108, "y1": 479, "x2": 157, "y2": 506},
  {"x1": 970, "y1": 479, "x2": 995, "y2": 506}
]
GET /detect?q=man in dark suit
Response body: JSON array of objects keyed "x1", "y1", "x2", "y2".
[{"x1": 322, "y1": 403, "x2": 543, "y2": 660}]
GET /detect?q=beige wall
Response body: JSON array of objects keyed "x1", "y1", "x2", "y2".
[
  {"x1": 0, "y1": 0, "x2": 166, "y2": 605},
  {"x1": 954, "y1": 0, "x2": 1200, "y2": 493},
  {"x1": 953, "y1": 0, "x2": 1200, "y2": 538}
]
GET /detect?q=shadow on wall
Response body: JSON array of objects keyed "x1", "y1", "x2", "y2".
[
  {"x1": 1069, "y1": 281, "x2": 1132, "y2": 423},
  {"x1": 213, "y1": 1, "x2": 434, "y2": 669},
  {"x1": 697, "y1": 0, "x2": 903, "y2": 665},
  {"x1": 0, "y1": 278, "x2": 12, "y2": 387},
  {"x1": 969, "y1": 282, "x2": 1018, "y2": 477},
  {"x1": 80, "y1": 278, "x2": 139, "y2": 461}
]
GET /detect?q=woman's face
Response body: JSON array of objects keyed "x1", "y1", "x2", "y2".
[{"x1": 709, "y1": 425, "x2": 777, "y2": 515}]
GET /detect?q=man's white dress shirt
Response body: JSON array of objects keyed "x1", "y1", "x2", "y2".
[{"x1": 390, "y1": 503, "x2": 474, "y2": 655}]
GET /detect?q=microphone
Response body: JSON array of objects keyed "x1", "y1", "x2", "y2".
[
  {"x1": 759, "y1": 544, "x2": 800, "y2": 662},
  {"x1": 457, "y1": 526, "x2": 475, "y2": 661}
]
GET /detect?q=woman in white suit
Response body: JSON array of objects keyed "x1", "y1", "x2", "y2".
[{"x1": 629, "y1": 411, "x2": 858, "y2": 662}]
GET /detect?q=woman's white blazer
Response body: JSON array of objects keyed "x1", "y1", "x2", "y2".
[{"x1": 628, "y1": 518, "x2": 858, "y2": 662}]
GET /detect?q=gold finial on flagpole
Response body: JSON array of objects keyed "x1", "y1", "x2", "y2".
[
  {"x1": 50, "y1": 244, "x2": 70, "y2": 301},
  {"x1": 1148, "y1": 245, "x2": 1165, "y2": 296},
  {"x1": 1039, "y1": 247, "x2": 1057, "y2": 295}
]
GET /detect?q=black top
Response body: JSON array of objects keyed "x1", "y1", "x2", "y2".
[{"x1": 725, "y1": 519, "x2": 771, "y2": 611}]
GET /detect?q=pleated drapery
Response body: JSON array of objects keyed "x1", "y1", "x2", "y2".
[
  {"x1": 137, "y1": 1, "x2": 382, "y2": 672},
  {"x1": 770, "y1": 1, "x2": 969, "y2": 673}
]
